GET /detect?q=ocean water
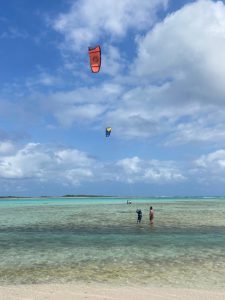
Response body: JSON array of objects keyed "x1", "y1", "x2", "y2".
[{"x1": 0, "y1": 197, "x2": 225, "y2": 288}]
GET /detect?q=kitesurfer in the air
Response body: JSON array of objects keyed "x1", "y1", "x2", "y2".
[{"x1": 105, "y1": 127, "x2": 111, "y2": 137}]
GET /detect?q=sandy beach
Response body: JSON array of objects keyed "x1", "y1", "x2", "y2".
[{"x1": 0, "y1": 283, "x2": 225, "y2": 300}]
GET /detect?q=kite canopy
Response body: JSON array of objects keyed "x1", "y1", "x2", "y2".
[
  {"x1": 88, "y1": 45, "x2": 101, "y2": 73},
  {"x1": 105, "y1": 127, "x2": 112, "y2": 137}
]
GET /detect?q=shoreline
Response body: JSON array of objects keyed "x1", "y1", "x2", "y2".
[{"x1": 0, "y1": 283, "x2": 224, "y2": 300}]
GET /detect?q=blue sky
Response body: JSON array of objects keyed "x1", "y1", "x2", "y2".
[{"x1": 1, "y1": 0, "x2": 225, "y2": 196}]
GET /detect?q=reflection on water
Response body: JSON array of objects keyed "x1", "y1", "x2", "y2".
[{"x1": 0, "y1": 197, "x2": 225, "y2": 287}]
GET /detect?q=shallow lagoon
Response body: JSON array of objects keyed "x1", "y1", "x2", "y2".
[{"x1": 0, "y1": 197, "x2": 225, "y2": 288}]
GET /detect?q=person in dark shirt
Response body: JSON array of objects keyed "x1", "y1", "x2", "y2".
[{"x1": 136, "y1": 209, "x2": 142, "y2": 223}]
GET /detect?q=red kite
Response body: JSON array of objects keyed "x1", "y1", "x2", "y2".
[{"x1": 88, "y1": 45, "x2": 101, "y2": 73}]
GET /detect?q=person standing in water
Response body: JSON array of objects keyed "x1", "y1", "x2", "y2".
[
  {"x1": 149, "y1": 206, "x2": 154, "y2": 224},
  {"x1": 136, "y1": 209, "x2": 142, "y2": 223}
]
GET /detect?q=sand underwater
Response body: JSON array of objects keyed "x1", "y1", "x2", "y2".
[{"x1": 0, "y1": 197, "x2": 225, "y2": 299}]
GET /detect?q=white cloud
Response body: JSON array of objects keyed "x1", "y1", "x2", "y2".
[
  {"x1": 26, "y1": 72, "x2": 62, "y2": 87},
  {"x1": 104, "y1": 0, "x2": 225, "y2": 143},
  {"x1": 5, "y1": 0, "x2": 225, "y2": 147},
  {"x1": 54, "y1": 103, "x2": 106, "y2": 127},
  {"x1": 0, "y1": 143, "x2": 185, "y2": 186},
  {"x1": 101, "y1": 45, "x2": 126, "y2": 76},
  {"x1": 0, "y1": 141, "x2": 15, "y2": 155},
  {"x1": 0, "y1": 143, "x2": 51, "y2": 179},
  {"x1": 167, "y1": 120, "x2": 225, "y2": 145},
  {"x1": 0, "y1": 143, "x2": 95, "y2": 185},
  {"x1": 103, "y1": 84, "x2": 202, "y2": 139},
  {"x1": 53, "y1": 0, "x2": 168, "y2": 51},
  {"x1": 41, "y1": 83, "x2": 123, "y2": 127},
  {"x1": 55, "y1": 149, "x2": 93, "y2": 167},
  {"x1": 64, "y1": 168, "x2": 93, "y2": 185},
  {"x1": 134, "y1": 0, "x2": 225, "y2": 100},
  {"x1": 193, "y1": 149, "x2": 225, "y2": 183},
  {"x1": 117, "y1": 156, "x2": 141, "y2": 174},
  {"x1": 115, "y1": 156, "x2": 185, "y2": 183},
  {"x1": 195, "y1": 150, "x2": 225, "y2": 169}
]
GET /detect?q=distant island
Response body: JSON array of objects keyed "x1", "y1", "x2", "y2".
[
  {"x1": 0, "y1": 195, "x2": 114, "y2": 199},
  {"x1": 0, "y1": 196, "x2": 30, "y2": 199},
  {"x1": 62, "y1": 194, "x2": 110, "y2": 198}
]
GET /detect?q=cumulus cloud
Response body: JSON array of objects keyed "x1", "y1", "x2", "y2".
[
  {"x1": 193, "y1": 149, "x2": 225, "y2": 183},
  {"x1": 104, "y1": 0, "x2": 225, "y2": 143},
  {"x1": 41, "y1": 83, "x2": 123, "y2": 127},
  {"x1": 0, "y1": 143, "x2": 185, "y2": 187},
  {"x1": 0, "y1": 143, "x2": 94, "y2": 184},
  {"x1": 167, "y1": 120, "x2": 225, "y2": 145},
  {"x1": 0, "y1": 141, "x2": 15, "y2": 155},
  {"x1": 43, "y1": 0, "x2": 225, "y2": 143},
  {"x1": 195, "y1": 150, "x2": 225, "y2": 169},
  {"x1": 134, "y1": 0, "x2": 225, "y2": 97},
  {"x1": 54, "y1": 103, "x2": 106, "y2": 127},
  {"x1": 116, "y1": 156, "x2": 186, "y2": 183},
  {"x1": 53, "y1": 0, "x2": 168, "y2": 51},
  {"x1": 5, "y1": 0, "x2": 225, "y2": 148},
  {"x1": 101, "y1": 45, "x2": 126, "y2": 76},
  {"x1": 0, "y1": 143, "x2": 52, "y2": 179}
]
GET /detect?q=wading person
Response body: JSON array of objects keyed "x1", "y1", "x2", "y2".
[
  {"x1": 136, "y1": 209, "x2": 142, "y2": 223},
  {"x1": 149, "y1": 206, "x2": 154, "y2": 224}
]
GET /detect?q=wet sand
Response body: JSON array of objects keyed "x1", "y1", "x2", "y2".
[{"x1": 0, "y1": 283, "x2": 225, "y2": 300}]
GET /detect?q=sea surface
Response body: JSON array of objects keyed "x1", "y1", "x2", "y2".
[{"x1": 0, "y1": 197, "x2": 225, "y2": 288}]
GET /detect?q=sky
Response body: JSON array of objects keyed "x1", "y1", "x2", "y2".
[{"x1": 1, "y1": 0, "x2": 225, "y2": 196}]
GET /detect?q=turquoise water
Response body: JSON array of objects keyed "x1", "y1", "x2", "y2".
[{"x1": 0, "y1": 197, "x2": 225, "y2": 288}]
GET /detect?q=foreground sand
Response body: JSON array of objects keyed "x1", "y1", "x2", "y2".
[{"x1": 0, "y1": 283, "x2": 225, "y2": 300}]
